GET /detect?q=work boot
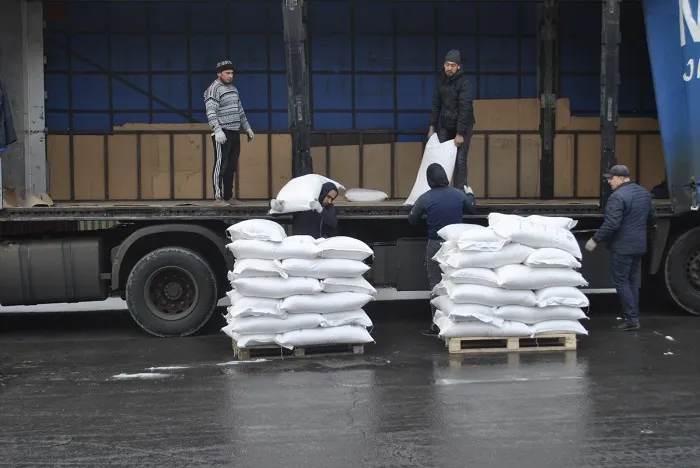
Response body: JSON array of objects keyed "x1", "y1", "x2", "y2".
[{"x1": 613, "y1": 320, "x2": 641, "y2": 332}]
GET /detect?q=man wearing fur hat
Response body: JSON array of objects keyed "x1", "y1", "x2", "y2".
[
  {"x1": 204, "y1": 60, "x2": 255, "y2": 206},
  {"x1": 428, "y1": 49, "x2": 475, "y2": 191}
]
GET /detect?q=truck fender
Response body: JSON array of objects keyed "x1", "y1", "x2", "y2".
[
  {"x1": 648, "y1": 218, "x2": 670, "y2": 275},
  {"x1": 111, "y1": 224, "x2": 230, "y2": 290}
]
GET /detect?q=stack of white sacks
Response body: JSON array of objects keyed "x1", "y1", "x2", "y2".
[
  {"x1": 432, "y1": 213, "x2": 590, "y2": 339},
  {"x1": 220, "y1": 219, "x2": 376, "y2": 351}
]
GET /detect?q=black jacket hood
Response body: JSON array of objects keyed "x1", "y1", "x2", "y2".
[{"x1": 427, "y1": 163, "x2": 449, "y2": 189}]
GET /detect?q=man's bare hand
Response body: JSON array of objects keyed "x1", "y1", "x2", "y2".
[
  {"x1": 428, "y1": 126, "x2": 435, "y2": 139},
  {"x1": 455, "y1": 134, "x2": 464, "y2": 147}
]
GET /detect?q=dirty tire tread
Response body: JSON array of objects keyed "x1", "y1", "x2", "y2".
[
  {"x1": 126, "y1": 246, "x2": 219, "y2": 337},
  {"x1": 664, "y1": 226, "x2": 700, "y2": 316}
]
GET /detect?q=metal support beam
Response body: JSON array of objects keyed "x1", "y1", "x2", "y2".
[
  {"x1": 538, "y1": 0, "x2": 557, "y2": 199},
  {"x1": 599, "y1": 0, "x2": 621, "y2": 208},
  {"x1": 281, "y1": 0, "x2": 312, "y2": 178}
]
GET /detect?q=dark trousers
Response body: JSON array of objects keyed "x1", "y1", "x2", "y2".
[
  {"x1": 438, "y1": 125, "x2": 473, "y2": 189},
  {"x1": 425, "y1": 239, "x2": 443, "y2": 321},
  {"x1": 610, "y1": 253, "x2": 643, "y2": 325},
  {"x1": 211, "y1": 129, "x2": 241, "y2": 200}
]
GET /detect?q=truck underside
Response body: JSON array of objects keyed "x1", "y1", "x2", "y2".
[{"x1": 2, "y1": 0, "x2": 700, "y2": 337}]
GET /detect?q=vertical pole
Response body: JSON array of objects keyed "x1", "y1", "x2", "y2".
[
  {"x1": 600, "y1": 0, "x2": 621, "y2": 208},
  {"x1": 281, "y1": 0, "x2": 312, "y2": 178},
  {"x1": 538, "y1": 0, "x2": 556, "y2": 199}
]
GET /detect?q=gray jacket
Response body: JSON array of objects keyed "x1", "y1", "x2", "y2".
[{"x1": 0, "y1": 76, "x2": 18, "y2": 150}]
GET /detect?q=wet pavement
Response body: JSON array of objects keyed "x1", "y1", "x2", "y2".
[{"x1": 1, "y1": 296, "x2": 699, "y2": 467}]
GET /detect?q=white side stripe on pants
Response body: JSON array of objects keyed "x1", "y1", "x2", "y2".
[{"x1": 213, "y1": 141, "x2": 223, "y2": 200}]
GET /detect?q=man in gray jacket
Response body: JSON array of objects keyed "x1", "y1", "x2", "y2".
[{"x1": 586, "y1": 165, "x2": 657, "y2": 331}]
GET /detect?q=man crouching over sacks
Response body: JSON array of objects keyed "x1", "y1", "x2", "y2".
[
  {"x1": 408, "y1": 163, "x2": 477, "y2": 336},
  {"x1": 585, "y1": 165, "x2": 657, "y2": 331}
]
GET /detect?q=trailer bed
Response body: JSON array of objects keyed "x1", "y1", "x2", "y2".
[{"x1": 0, "y1": 198, "x2": 673, "y2": 221}]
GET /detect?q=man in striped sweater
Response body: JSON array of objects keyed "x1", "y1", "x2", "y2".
[{"x1": 204, "y1": 60, "x2": 255, "y2": 205}]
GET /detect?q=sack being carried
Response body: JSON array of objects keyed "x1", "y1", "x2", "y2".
[
  {"x1": 404, "y1": 133, "x2": 458, "y2": 205},
  {"x1": 269, "y1": 174, "x2": 345, "y2": 215}
]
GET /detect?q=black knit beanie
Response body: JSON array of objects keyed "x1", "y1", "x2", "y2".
[
  {"x1": 445, "y1": 49, "x2": 461, "y2": 65},
  {"x1": 216, "y1": 60, "x2": 234, "y2": 73}
]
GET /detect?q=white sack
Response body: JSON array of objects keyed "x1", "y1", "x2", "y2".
[
  {"x1": 456, "y1": 226, "x2": 510, "y2": 252},
  {"x1": 226, "y1": 219, "x2": 287, "y2": 242},
  {"x1": 227, "y1": 237, "x2": 320, "y2": 260},
  {"x1": 277, "y1": 258, "x2": 370, "y2": 279},
  {"x1": 279, "y1": 292, "x2": 375, "y2": 314},
  {"x1": 274, "y1": 325, "x2": 375, "y2": 349},
  {"x1": 228, "y1": 313, "x2": 324, "y2": 335},
  {"x1": 230, "y1": 259, "x2": 288, "y2": 279},
  {"x1": 231, "y1": 277, "x2": 322, "y2": 299},
  {"x1": 437, "y1": 224, "x2": 484, "y2": 243},
  {"x1": 225, "y1": 291, "x2": 285, "y2": 319},
  {"x1": 316, "y1": 236, "x2": 374, "y2": 261},
  {"x1": 228, "y1": 330, "x2": 278, "y2": 348},
  {"x1": 269, "y1": 173, "x2": 345, "y2": 215},
  {"x1": 344, "y1": 188, "x2": 388, "y2": 202},
  {"x1": 441, "y1": 267, "x2": 500, "y2": 288},
  {"x1": 535, "y1": 286, "x2": 590, "y2": 308},
  {"x1": 434, "y1": 312, "x2": 532, "y2": 338},
  {"x1": 488, "y1": 213, "x2": 578, "y2": 230},
  {"x1": 490, "y1": 217, "x2": 582, "y2": 259},
  {"x1": 320, "y1": 310, "x2": 373, "y2": 328},
  {"x1": 523, "y1": 248, "x2": 582, "y2": 269},
  {"x1": 430, "y1": 295, "x2": 503, "y2": 326},
  {"x1": 494, "y1": 264, "x2": 588, "y2": 290},
  {"x1": 404, "y1": 133, "x2": 457, "y2": 205},
  {"x1": 321, "y1": 276, "x2": 377, "y2": 295},
  {"x1": 531, "y1": 319, "x2": 588, "y2": 336},
  {"x1": 493, "y1": 305, "x2": 588, "y2": 324},
  {"x1": 434, "y1": 281, "x2": 537, "y2": 307},
  {"x1": 434, "y1": 242, "x2": 535, "y2": 269}
]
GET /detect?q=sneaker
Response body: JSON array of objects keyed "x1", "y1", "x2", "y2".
[
  {"x1": 226, "y1": 197, "x2": 238, "y2": 205},
  {"x1": 213, "y1": 199, "x2": 228, "y2": 207},
  {"x1": 613, "y1": 321, "x2": 641, "y2": 332},
  {"x1": 421, "y1": 327, "x2": 440, "y2": 337}
]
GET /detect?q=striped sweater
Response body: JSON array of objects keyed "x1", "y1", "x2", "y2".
[{"x1": 203, "y1": 80, "x2": 251, "y2": 133}]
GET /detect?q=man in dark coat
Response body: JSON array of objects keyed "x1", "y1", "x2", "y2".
[
  {"x1": 428, "y1": 49, "x2": 475, "y2": 191},
  {"x1": 408, "y1": 163, "x2": 477, "y2": 336},
  {"x1": 292, "y1": 182, "x2": 339, "y2": 239},
  {"x1": 586, "y1": 165, "x2": 658, "y2": 331}
]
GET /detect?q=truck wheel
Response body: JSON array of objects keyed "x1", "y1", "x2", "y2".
[
  {"x1": 664, "y1": 226, "x2": 700, "y2": 315},
  {"x1": 125, "y1": 247, "x2": 218, "y2": 337}
]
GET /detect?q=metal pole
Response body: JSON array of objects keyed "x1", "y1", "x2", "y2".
[
  {"x1": 600, "y1": 0, "x2": 621, "y2": 208},
  {"x1": 538, "y1": 0, "x2": 556, "y2": 199}
]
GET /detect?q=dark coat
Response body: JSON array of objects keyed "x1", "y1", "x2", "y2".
[
  {"x1": 408, "y1": 164, "x2": 477, "y2": 239},
  {"x1": 292, "y1": 182, "x2": 339, "y2": 239},
  {"x1": 429, "y1": 69, "x2": 475, "y2": 136},
  {"x1": 0, "y1": 76, "x2": 18, "y2": 150},
  {"x1": 593, "y1": 181, "x2": 658, "y2": 255}
]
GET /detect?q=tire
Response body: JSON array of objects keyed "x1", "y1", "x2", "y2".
[
  {"x1": 664, "y1": 226, "x2": 700, "y2": 315},
  {"x1": 125, "y1": 247, "x2": 219, "y2": 337}
]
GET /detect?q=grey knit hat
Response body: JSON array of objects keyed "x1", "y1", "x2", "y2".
[
  {"x1": 445, "y1": 49, "x2": 461, "y2": 65},
  {"x1": 216, "y1": 60, "x2": 234, "y2": 73}
]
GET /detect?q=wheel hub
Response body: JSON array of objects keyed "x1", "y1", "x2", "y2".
[
  {"x1": 685, "y1": 248, "x2": 700, "y2": 291},
  {"x1": 145, "y1": 267, "x2": 199, "y2": 320}
]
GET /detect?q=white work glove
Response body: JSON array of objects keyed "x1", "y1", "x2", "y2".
[
  {"x1": 213, "y1": 129, "x2": 227, "y2": 144},
  {"x1": 246, "y1": 129, "x2": 255, "y2": 141},
  {"x1": 464, "y1": 186, "x2": 473, "y2": 195},
  {"x1": 585, "y1": 238, "x2": 597, "y2": 252}
]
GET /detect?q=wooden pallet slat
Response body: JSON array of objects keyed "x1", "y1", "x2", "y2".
[
  {"x1": 445, "y1": 333, "x2": 577, "y2": 355},
  {"x1": 232, "y1": 340, "x2": 365, "y2": 361}
]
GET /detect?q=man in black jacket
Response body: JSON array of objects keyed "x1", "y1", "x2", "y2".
[
  {"x1": 292, "y1": 182, "x2": 339, "y2": 239},
  {"x1": 428, "y1": 49, "x2": 475, "y2": 190},
  {"x1": 585, "y1": 165, "x2": 658, "y2": 331},
  {"x1": 408, "y1": 163, "x2": 477, "y2": 336}
]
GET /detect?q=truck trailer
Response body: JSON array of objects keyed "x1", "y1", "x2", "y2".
[{"x1": 0, "y1": 0, "x2": 697, "y2": 337}]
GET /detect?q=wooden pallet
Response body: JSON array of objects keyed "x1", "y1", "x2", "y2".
[
  {"x1": 445, "y1": 334, "x2": 577, "y2": 355},
  {"x1": 232, "y1": 340, "x2": 365, "y2": 361}
]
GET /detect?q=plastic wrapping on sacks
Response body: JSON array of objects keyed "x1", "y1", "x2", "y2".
[
  {"x1": 226, "y1": 219, "x2": 287, "y2": 242},
  {"x1": 493, "y1": 305, "x2": 588, "y2": 324}
]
